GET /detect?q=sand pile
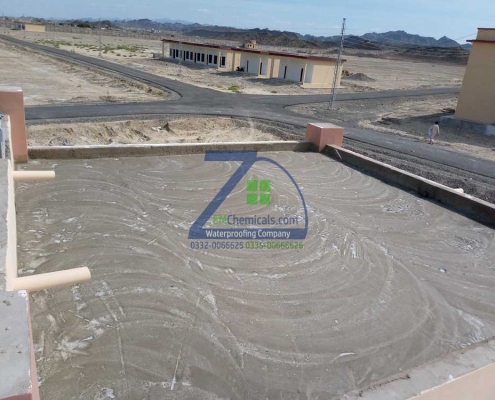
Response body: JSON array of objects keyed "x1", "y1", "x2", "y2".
[
  {"x1": 343, "y1": 72, "x2": 376, "y2": 82},
  {"x1": 27, "y1": 117, "x2": 301, "y2": 146}
]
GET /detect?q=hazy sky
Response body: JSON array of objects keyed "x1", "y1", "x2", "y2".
[{"x1": 3, "y1": 0, "x2": 494, "y2": 41}]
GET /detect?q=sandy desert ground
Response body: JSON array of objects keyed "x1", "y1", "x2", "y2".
[
  {"x1": 26, "y1": 117, "x2": 301, "y2": 146},
  {"x1": 289, "y1": 94, "x2": 495, "y2": 162},
  {"x1": 0, "y1": 37, "x2": 165, "y2": 105},
  {"x1": 2, "y1": 29, "x2": 466, "y2": 96}
]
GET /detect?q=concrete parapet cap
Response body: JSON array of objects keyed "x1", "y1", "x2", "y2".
[
  {"x1": 305, "y1": 122, "x2": 345, "y2": 151},
  {"x1": 0, "y1": 86, "x2": 23, "y2": 93}
]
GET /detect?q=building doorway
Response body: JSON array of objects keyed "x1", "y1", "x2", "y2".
[
  {"x1": 284, "y1": 66, "x2": 287, "y2": 79},
  {"x1": 260, "y1": 62, "x2": 263, "y2": 75},
  {"x1": 246, "y1": 60, "x2": 249, "y2": 72},
  {"x1": 214, "y1": 55, "x2": 218, "y2": 65},
  {"x1": 300, "y1": 68, "x2": 304, "y2": 82}
]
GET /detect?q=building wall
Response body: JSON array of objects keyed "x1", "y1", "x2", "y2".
[
  {"x1": 24, "y1": 24, "x2": 45, "y2": 32},
  {"x1": 303, "y1": 61, "x2": 341, "y2": 88},
  {"x1": 164, "y1": 41, "x2": 341, "y2": 87},
  {"x1": 270, "y1": 58, "x2": 281, "y2": 78},
  {"x1": 286, "y1": 58, "x2": 306, "y2": 82},
  {"x1": 455, "y1": 35, "x2": 495, "y2": 124},
  {"x1": 222, "y1": 51, "x2": 235, "y2": 70},
  {"x1": 240, "y1": 53, "x2": 261, "y2": 75},
  {"x1": 276, "y1": 57, "x2": 307, "y2": 82},
  {"x1": 304, "y1": 63, "x2": 314, "y2": 84},
  {"x1": 232, "y1": 52, "x2": 241, "y2": 71},
  {"x1": 259, "y1": 56, "x2": 269, "y2": 76},
  {"x1": 167, "y1": 44, "x2": 232, "y2": 70},
  {"x1": 478, "y1": 29, "x2": 495, "y2": 41}
]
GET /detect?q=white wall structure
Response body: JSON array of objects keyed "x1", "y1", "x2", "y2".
[
  {"x1": 163, "y1": 39, "x2": 345, "y2": 88},
  {"x1": 240, "y1": 53, "x2": 262, "y2": 75}
]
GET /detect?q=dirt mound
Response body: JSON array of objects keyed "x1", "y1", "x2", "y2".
[
  {"x1": 343, "y1": 72, "x2": 376, "y2": 82},
  {"x1": 27, "y1": 117, "x2": 302, "y2": 146}
]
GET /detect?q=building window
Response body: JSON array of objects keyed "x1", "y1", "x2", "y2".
[
  {"x1": 201, "y1": 53, "x2": 205, "y2": 62},
  {"x1": 214, "y1": 55, "x2": 218, "y2": 65},
  {"x1": 208, "y1": 54, "x2": 213, "y2": 64},
  {"x1": 221, "y1": 56, "x2": 226, "y2": 67},
  {"x1": 190, "y1": 52, "x2": 193, "y2": 60}
]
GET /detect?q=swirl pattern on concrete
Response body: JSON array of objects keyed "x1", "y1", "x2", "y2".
[{"x1": 16, "y1": 152, "x2": 495, "y2": 400}]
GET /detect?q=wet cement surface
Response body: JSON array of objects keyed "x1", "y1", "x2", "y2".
[{"x1": 16, "y1": 152, "x2": 495, "y2": 399}]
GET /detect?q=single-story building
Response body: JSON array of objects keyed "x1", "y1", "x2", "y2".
[
  {"x1": 455, "y1": 28, "x2": 495, "y2": 124},
  {"x1": 161, "y1": 39, "x2": 346, "y2": 88},
  {"x1": 13, "y1": 22, "x2": 46, "y2": 32}
]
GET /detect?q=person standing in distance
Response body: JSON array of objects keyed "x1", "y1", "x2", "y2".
[{"x1": 428, "y1": 121, "x2": 440, "y2": 144}]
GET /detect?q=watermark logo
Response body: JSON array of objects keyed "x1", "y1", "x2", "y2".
[
  {"x1": 246, "y1": 179, "x2": 271, "y2": 205},
  {"x1": 188, "y1": 151, "x2": 308, "y2": 243}
]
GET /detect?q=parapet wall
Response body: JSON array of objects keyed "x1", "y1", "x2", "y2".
[
  {"x1": 323, "y1": 145, "x2": 495, "y2": 229},
  {"x1": 28, "y1": 140, "x2": 315, "y2": 159}
]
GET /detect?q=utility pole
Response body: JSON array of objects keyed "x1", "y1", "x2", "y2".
[
  {"x1": 178, "y1": 28, "x2": 183, "y2": 75},
  {"x1": 98, "y1": 19, "x2": 102, "y2": 57},
  {"x1": 330, "y1": 18, "x2": 346, "y2": 110}
]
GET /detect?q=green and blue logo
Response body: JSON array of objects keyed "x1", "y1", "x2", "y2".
[
  {"x1": 188, "y1": 151, "x2": 308, "y2": 240},
  {"x1": 246, "y1": 179, "x2": 271, "y2": 205}
]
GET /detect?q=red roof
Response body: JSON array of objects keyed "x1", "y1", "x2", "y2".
[
  {"x1": 161, "y1": 38, "x2": 345, "y2": 63},
  {"x1": 467, "y1": 39, "x2": 495, "y2": 44}
]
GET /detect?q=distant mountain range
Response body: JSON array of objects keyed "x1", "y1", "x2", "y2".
[
  {"x1": 297, "y1": 30, "x2": 462, "y2": 48},
  {"x1": 361, "y1": 31, "x2": 461, "y2": 47},
  {"x1": 113, "y1": 20, "x2": 467, "y2": 50},
  {"x1": 14, "y1": 16, "x2": 470, "y2": 52}
]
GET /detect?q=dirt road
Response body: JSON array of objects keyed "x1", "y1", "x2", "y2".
[{"x1": 289, "y1": 94, "x2": 495, "y2": 163}]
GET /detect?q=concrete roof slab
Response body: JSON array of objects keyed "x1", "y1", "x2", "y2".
[{"x1": 15, "y1": 152, "x2": 495, "y2": 399}]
